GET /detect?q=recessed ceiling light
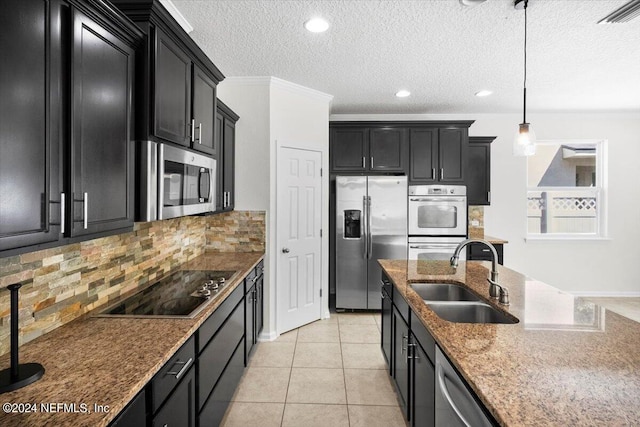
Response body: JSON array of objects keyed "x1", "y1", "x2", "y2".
[
  {"x1": 395, "y1": 90, "x2": 411, "y2": 98},
  {"x1": 304, "y1": 17, "x2": 329, "y2": 33},
  {"x1": 475, "y1": 90, "x2": 493, "y2": 97}
]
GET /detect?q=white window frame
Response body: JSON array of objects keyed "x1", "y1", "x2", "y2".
[{"x1": 526, "y1": 139, "x2": 608, "y2": 241}]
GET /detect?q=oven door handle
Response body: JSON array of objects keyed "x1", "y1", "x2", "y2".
[{"x1": 409, "y1": 197, "x2": 467, "y2": 202}]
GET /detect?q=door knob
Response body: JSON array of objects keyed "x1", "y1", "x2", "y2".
[{"x1": 282, "y1": 248, "x2": 290, "y2": 253}]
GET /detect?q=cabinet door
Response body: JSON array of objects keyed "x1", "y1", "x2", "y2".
[
  {"x1": 245, "y1": 282, "x2": 255, "y2": 363},
  {"x1": 369, "y1": 128, "x2": 406, "y2": 172},
  {"x1": 192, "y1": 65, "x2": 216, "y2": 155},
  {"x1": 411, "y1": 338, "x2": 435, "y2": 427},
  {"x1": 256, "y1": 272, "x2": 264, "y2": 337},
  {"x1": 152, "y1": 366, "x2": 195, "y2": 427},
  {"x1": 439, "y1": 128, "x2": 467, "y2": 183},
  {"x1": 222, "y1": 117, "x2": 236, "y2": 210},
  {"x1": 70, "y1": 8, "x2": 135, "y2": 237},
  {"x1": 214, "y1": 111, "x2": 224, "y2": 210},
  {"x1": 409, "y1": 129, "x2": 438, "y2": 184},
  {"x1": 0, "y1": 0, "x2": 62, "y2": 253},
  {"x1": 154, "y1": 28, "x2": 191, "y2": 146},
  {"x1": 467, "y1": 142, "x2": 491, "y2": 205},
  {"x1": 330, "y1": 127, "x2": 369, "y2": 172},
  {"x1": 393, "y1": 306, "x2": 410, "y2": 417},
  {"x1": 110, "y1": 390, "x2": 146, "y2": 427},
  {"x1": 381, "y1": 288, "x2": 392, "y2": 370}
]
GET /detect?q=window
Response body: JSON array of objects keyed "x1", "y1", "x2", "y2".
[{"x1": 526, "y1": 140, "x2": 607, "y2": 238}]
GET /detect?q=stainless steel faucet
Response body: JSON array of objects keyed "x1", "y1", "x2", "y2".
[{"x1": 450, "y1": 239, "x2": 510, "y2": 305}]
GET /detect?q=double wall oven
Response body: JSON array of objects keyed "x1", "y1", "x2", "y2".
[{"x1": 408, "y1": 185, "x2": 467, "y2": 261}]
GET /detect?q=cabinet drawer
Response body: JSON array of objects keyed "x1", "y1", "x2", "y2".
[
  {"x1": 150, "y1": 336, "x2": 195, "y2": 414},
  {"x1": 198, "y1": 338, "x2": 245, "y2": 426},
  {"x1": 256, "y1": 260, "x2": 264, "y2": 276},
  {"x1": 152, "y1": 365, "x2": 195, "y2": 427},
  {"x1": 410, "y1": 311, "x2": 435, "y2": 364},
  {"x1": 467, "y1": 243, "x2": 503, "y2": 265},
  {"x1": 244, "y1": 268, "x2": 257, "y2": 288},
  {"x1": 198, "y1": 300, "x2": 244, "y2": 410},
  {"x1": 392, "y1": 286, "x2": 410, "y2": 324},
  {"x1": 198, "y1": 283, "x2": 244, "y2": 352}
]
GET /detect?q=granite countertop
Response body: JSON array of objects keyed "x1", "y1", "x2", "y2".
[
  {"x1": 468, "y1": 230, "x2": 509, "y2": 244},
  {"x1": 380, "y1": 259, "x2": 640, "y2": 426},
  {"x1": 0, "y1": 251, "x2": 264, "y2": 427}
]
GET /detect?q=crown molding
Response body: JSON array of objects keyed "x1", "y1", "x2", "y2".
[{"x1": 159, "y1": 0, "x2": 193, "y2": 33}]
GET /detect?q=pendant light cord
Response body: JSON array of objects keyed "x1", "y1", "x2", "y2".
[{"x1": 523, "y1": 0, "x2": 528, "y2": 123}]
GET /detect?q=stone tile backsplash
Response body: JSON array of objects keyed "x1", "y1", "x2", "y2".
[
  {"x1": 0, "y1": 210, "x2": 265, "y2": 356},
  {"x1": 468, "y1": 205, "x2": 484, "y2": 238}
]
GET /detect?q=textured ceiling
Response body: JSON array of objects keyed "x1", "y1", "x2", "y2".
[{"x1": 171, "y1": 0, "x2": 640, "y2": 114}]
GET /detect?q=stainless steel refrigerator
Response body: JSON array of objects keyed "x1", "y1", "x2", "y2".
[{"x1": 336, "y1": 176, "x2": 407, "y2": 310}]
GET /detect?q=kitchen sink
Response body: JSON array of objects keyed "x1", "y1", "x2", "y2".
[
  {"x1": 427, "y1": 302, "x2": 518, "y2": 324},
  {"x1": 411, "y1": 283, "x2": 481, "y2": 302}
]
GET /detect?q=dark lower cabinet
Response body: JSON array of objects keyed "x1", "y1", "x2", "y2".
[
  {"x1": 245, "y1": 261, "x2": 265, "y2": 364},
  {"x1": 381, "y1": 286, "x2": 392, "y2": 369},
  {"x1": 411, "y1": 334, "x2": 435, "y2": 427},
  {"x1": 198, "y1": 300, "x2": 244, "y2": 410},
  {"x1": 393, "y1": 306, "x2": 410, "y2": 418},
  {"x1": 467, "y1": 242, "x2": 504, "y2": 265},
  {"x1": 245, "y1": 282, "x2": 256, "y2": 361},
  {"x1": 109, "y1": 390, "x2": 146, "y2": 427},
  {"x1": 198, "y1": 338, "x2": 245, "y2": 426},
  {"x1": 70, "y1": 5, "x2": 135, "y2": 237},
  {"x1": 255, "y1": 269, "x2": 264, "y2": 340},
  {"x1": 152, "y1": 366, "x2": 195, "y2": 427}
]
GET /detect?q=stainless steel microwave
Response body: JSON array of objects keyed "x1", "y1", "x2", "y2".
[{"x1": 138, "y1": 141, "x2": 216, "y2": 221}]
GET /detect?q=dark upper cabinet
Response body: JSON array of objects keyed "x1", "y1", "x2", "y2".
[
  {"x1": 1, "y1": 0, "x2": 142, "y2": 257},
  {"x1": 369, "y1": 128, "x2": 407, "y2": 172},
  {"x1": 409, "y1": 127, "x2": 468, "y2": 184},
  {"x1": 192, "y1": 65, "x2": 217, "y2": 155},
  {"x1": 467, "y1": 136, "x2": 495, "y2": 205},
  {"x1": 409, "y1": 129, "x2": 438, "y2": 183},
  {"x1": 329, "y1": 122, "x2": 472, "y2": 178},
  {"x1": 70, "y1": 6, "x2": 136, "y2": 237},
  {"x1": 154, "y1": 27, "x2": 191, "y2": 146},
  {"x1": 330, "y1": 127, "x2": 369, "y2": 172},
  {"x1": 111, "y1": 0, "x2": 224, "y2": 154},
  {"x1": 0, "y1": 0, "x2": 62, "y2": 253},
  {"x1": 215, "y1": 100, "x2": 238, "y2": 212}
]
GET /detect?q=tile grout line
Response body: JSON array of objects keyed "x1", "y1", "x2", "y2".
[
  {"x1": 337, "y1": 316, "x2": 353, "y2": 427},
  {"x1": 280, "y1": 329, "x2": 298, "y2": 427}
]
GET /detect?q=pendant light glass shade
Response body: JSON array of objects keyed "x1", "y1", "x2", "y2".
[
  {"x1": 513, "y1": 0, "x2": 536, "y2": 157},
  {"x1": 514, "y1": 122, "x2": 536, "y2": 156}
]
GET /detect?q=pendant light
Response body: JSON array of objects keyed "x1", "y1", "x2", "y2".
[{"x1": 514, "y1": 0, "x2": 536, "y2": 156}]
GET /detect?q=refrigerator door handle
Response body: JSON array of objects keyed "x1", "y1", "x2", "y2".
[
  {"x1": 367, "y1": 196, "x2": 373, "y2": 259},
  {"x1": 362, "y1": 195, "x2": 368, "y2": 258}
]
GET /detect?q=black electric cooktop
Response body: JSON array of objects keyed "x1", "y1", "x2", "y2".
[{"x1": 96, "y1": 270, "x2": 237, "y2": 318}]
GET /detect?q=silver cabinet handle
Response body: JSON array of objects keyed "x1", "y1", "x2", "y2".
[
  {"x1": 60, "y1": 193, "x2": 65, "y2": 234},
  {"x1": 371, "y1": 157, "x2": 374, "y2": 168},
  {"x1": 488, "y1": 191, "x2": 491, "y2": 203},
  {"x1": 83, "y1": 192, "x2": 88, "y2": 229},
  {"x1": 381, "y1": 291, "x2": 385, "y2": 299},
  {"x1": 440, "y1": 168, "x2": 444, "y2": 180},
  {"x1": 282, "y1": 248, "x2": 290, "y2": 253},
  {"x1": 407, "y1": 340, "x2": 419, "y2": 360},
  {"x1": 198, "y1": 123, "x2": 202, "y2": 144},
  {"x1": 432, "y1": 168, "x2": 436, "y2": 180},
  {"x1": 166, "y1": 357, "x2": 192, "y2": 381},
  {"x1": 437, "y1": 363, "x2": 473, "y2": 426},
  {"x1": 190, "y1": 119, "x2": 195, "y2": 143},
  {"x1": 401, "y1": 333, "x2": 408, "y2": 355},
  {"x1": 362, "y1": 157, "x2": 365, "y2": 168}
]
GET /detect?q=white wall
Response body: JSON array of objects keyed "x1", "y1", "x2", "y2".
[
  {"x1": 218, "y1": 77, "x2": 332, "y2": 340},
  {"x1": 332, "y1": 112, "x2": 640, "y2": 296}
]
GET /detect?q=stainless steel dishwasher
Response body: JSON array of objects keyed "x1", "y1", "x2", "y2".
[{"x1": 435, "y1": 347, "x2": 494, "y2": 427}]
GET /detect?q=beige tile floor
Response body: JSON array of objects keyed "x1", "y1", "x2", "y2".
[{"x1": 221, "y1": 312, "x2": 407, "y2": 427}]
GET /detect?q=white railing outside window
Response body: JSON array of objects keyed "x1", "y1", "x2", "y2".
[{"x1": 526, "y1": 140, "x2": 607, "y2": 239}]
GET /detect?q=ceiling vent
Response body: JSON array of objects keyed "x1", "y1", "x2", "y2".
[{"x1": 598, "y1": 0, "x2": 640, "y2": 23}]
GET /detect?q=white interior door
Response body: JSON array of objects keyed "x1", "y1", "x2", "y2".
[{"x1": 277, "y1": 146, "x2": 322, "y2": 333}]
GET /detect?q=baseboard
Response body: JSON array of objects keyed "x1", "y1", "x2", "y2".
[
  {"x1": 257, "y1": 329, "x2": 278, "y2": 342},
  {"x1": 570, "y1": 291, "x2": 640, "y2": 297}
]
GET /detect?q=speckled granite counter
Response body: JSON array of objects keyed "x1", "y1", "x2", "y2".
[
  {"x1": 468, "y1": 230, "x2": 509, "y2": 245},
  {"x1": 380, "y1": 259, "x2": 640, "y2": 426},
  {"x1": 0, "y1": 251, "x2": 263, "y2": 427}
]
